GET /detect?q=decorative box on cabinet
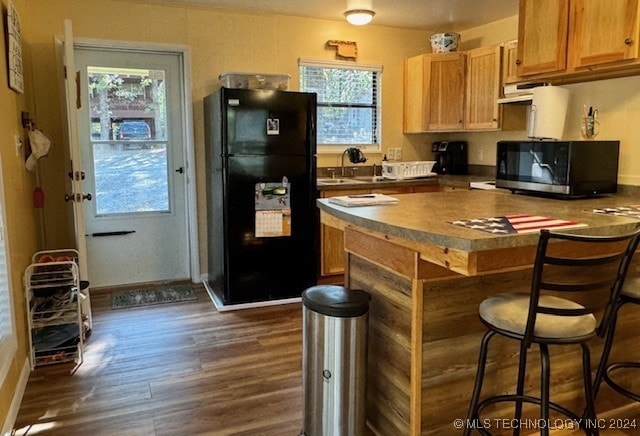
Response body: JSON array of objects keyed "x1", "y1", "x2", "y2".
[{"x1": 24, "y1": 249, "x2": 84, "y2": 370}]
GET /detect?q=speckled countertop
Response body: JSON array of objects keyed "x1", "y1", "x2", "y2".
[
  {"x1": 316, "y1": 174, "x2": 492, "y2": 191},
  {"x1": 317, "y1": 190, "x2": 640, "y2": 252}
]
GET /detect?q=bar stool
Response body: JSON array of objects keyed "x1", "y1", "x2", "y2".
[
  {"x1": 593, "y1": 276, "x2": 640, "y2": 402},
  {"x1": 464, "y1": 228, "x2": 640, "y2": 436}
]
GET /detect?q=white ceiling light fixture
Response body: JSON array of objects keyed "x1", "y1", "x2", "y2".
[{"x1": 344, "y1": 0, "x2": 375, "y2": 25}]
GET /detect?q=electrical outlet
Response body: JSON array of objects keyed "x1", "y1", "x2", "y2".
[
  {"x1": 478, "y1": 149, "x2": 484, "y2": 162},
  {"x1": 387, "y1": 148, "x2": 395, "y2": 160},
  {"x1": 395, "y1": 148, "x2": 402, "y2": 161},
  {"x1": 15, "y1": 135, "x2": 23, "y2": 157}
]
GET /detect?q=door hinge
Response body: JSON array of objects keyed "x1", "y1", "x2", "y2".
[{"x1": 68, "y1": 170, "x2": 85, "y2": 181}]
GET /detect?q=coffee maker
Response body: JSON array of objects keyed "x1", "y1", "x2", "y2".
[{"x1": 432, "y1": 141, "x2": 468, "y2": 175}]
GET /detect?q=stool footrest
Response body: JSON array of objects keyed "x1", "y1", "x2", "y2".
[
  {"x1": 471, "y1": 394, "x2": 586, "y2": 433},
  {"x1": 604, "y1": 362, "x2": 640, "y2": 402}
]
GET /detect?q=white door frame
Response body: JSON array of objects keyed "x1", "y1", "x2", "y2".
[{"x1": 72, "y1": 37, "x2": 200, "y2": 283}]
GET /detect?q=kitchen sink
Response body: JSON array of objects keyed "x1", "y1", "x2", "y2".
[{"x1": 317, "y1": 178, "x2": 366, "y2": 185}]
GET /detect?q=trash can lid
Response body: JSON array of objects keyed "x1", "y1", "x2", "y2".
[{"x1": 302, "y1": 285, "x2": 371, "y2": 318}]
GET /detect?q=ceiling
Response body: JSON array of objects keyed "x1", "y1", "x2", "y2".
[{"x1": 149, "y1": 0, "x2": 520, "y2": 31}]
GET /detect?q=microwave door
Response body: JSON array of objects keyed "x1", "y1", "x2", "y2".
[{"x1": 530, "y1": 150, "x2": 554, "y2": 184}]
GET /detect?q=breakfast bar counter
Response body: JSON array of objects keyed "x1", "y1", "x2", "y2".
[{"x1": 317, "y1": 190, "x2": 640, "y2": 435}]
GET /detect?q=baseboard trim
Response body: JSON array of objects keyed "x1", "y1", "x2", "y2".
[
  {"x1": 202, "y1": 280, "x2": 301, "y2": 312},
  {"x1": 1, "y1": 358, "x2": 30, "y2": 436}
]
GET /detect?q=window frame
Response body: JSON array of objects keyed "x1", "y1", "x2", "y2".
[
  {"x1": 298, "y1": 57, "x2": 382, "y2": 154},
  {"x1": 0, "y1": 158, "x2": 17, "y2": 387}
]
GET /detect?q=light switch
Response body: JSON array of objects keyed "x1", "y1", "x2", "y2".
[{"x1": 395, "y1": 148, "x2": 402, "y2": 160}]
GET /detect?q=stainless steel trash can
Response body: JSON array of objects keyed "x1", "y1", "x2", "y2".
[{"x1": 301, "y1": 285, "x2": 371, "y2": 436}]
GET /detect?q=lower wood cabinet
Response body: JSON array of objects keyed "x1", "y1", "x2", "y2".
[
  {"x1": 319, "y1": 188, "x2": 367, "y2": 278},
  {"x1": 319, "y1": 183, "x2": 438, "y2": 281}
]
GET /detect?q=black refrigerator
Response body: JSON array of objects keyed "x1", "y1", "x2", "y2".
[{"x1": 204, "y1": 87, "x2": 318, "y2": 305}]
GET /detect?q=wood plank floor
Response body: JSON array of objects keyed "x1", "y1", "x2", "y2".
[
  {"x1": 13, "y1": 283, "x2": 640, "y2": 435},
  {"x1": 13, "y1": 284, "x2": 305, "y2": 435}
]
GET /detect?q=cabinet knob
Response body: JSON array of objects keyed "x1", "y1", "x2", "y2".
[
  {"x1": 515, "y1": 59, "x2": 522, "y2": 65},
  {"x1": 625, "y1": 38, "x2": 634, "y2": 45}
]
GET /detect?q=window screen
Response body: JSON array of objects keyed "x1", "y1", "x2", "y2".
[{"x1": 299, "y1": 59, "x2": 381, "y2": 147}]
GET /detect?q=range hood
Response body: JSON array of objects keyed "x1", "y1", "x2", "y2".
[{"x1": 497, "y1": 82, "x2": 549, "y2": 104}]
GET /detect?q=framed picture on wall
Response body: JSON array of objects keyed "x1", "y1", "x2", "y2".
[{"x1": 7, "y1": 0, "x2": 24, "y2": 94}]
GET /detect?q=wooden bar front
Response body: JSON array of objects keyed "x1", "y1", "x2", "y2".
[{"x1": 326, "y1": 215, "x2": 640, "y2": 435}]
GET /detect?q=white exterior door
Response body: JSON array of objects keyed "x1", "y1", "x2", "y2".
[
  {"x1": 60, "y1": 20, "x2": 92, "y2": 326},
  {"x1": 73, "y1": 46, "x2": 190, "y2": 288}
]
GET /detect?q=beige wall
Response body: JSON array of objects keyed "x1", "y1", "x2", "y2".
[
  {"x1": 0, "y1": 0, "x2": 39, "y2": 429},
  {"x1": 25, "y1": 0, "x2": 431, "y2": 276}
]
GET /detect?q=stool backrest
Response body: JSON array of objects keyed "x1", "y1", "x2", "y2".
[{"x1": 524, "y1": 227, "x2": 640, "y2": 347}]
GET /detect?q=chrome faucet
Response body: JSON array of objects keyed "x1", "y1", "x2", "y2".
[{"x1": 341, "y1": 147, "x2": 367, "y2": 177}]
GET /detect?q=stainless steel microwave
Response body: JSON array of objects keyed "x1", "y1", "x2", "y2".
[{"x1": 495, "y1": 140, "x2": 620, "y2": 198}]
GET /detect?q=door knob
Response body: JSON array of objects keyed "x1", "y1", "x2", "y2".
[
  {"x1": 83, "y1": 193, "x2": 92, "y2": 201},
  {"x1": 625, "y1": 38, "x2": 634, "y2": 45},
  {"x1": 175, "y1": 167, "x2": 184, "y2": 174}
]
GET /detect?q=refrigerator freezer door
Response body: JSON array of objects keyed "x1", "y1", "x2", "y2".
[
  {"x1": 222, "y1": 155, "x2": 316, "y2": 303},
  {"x1": 222, "y1": 88, "x2": 316, "y2": 156}
]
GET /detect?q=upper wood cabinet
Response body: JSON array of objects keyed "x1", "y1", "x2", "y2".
[
  {"x1": 568, "y1": 0, "x2": 640, "y2": 69},
  {"x1": 404, "y1": 46, "x2": 505, "y2": 133},
  {"x1": 517, "y1": 0, "x2": 570, "y2": 76},
  {"x1": 404, "y1": 55, "x2": 428, "y2": 133},
  {"x1": 403, "y1": 52, "x2": 465, "y2": 133},
  {"x1": 426, "y1": 53, "x2": 466, "y2": 131},
  {"x1": 502, "y1": 40, "x2": 522, "y2": 84},
  {"x1": 465, "y1": 45, "x2": 502, "y2": 130},
  {"x1": 515, "y1": 0, "x2": 640, "y2": 82}
]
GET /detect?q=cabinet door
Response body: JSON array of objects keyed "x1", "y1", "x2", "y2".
[
  {"x1": 404, "y1": 55, "x2": 428, "y2": 133},
  {"x1": 502, "y1": 40, "x2": 522, "y2": 84},
  {"x1": 465, "y1": 45, "x2": 502, "y2": 130},
  {"x1": 319, "y1": 189, "x2": 369, "y2": 277},
  {"x1": 426, "y1": 52, "x2": 466, "y2": 131},
  {"x1": 517, "y1": 0, "x2": 569, "y2": 76},
  {"x1": 569, "y1": 0, "x2": 640, "y2": 68}
]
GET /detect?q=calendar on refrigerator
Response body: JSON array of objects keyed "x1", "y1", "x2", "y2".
[{"x1": 255, "y1": 179, "x2": 291, "y2": 238}]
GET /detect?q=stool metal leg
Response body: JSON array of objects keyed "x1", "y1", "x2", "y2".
[
  {"x1": 581, "y1": 342, "x2": 599, "y2": 436},
  {"x1": 513, "y1": 341, "x2": 529, "y2": 436},
  {"x1": 539, "y1": 343, "x2": 550, "y2": 436},
  {"x1": 604, "y1": 362, "x2": 640, "y2": 402},
  {"x1": 465, "y1": 330, "x2": 496, "y2": 436},
  {"x1": 593, "y1": 301, "x2": 623, "y2": 400}
]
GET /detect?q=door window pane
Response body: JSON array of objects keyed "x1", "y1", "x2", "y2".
[
  {"x1": 92, "y1": 143, "x2": 169, "y2": 215},
  {"x1": 86, "y1": 67, "x2": 170, "y2": 215}
]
